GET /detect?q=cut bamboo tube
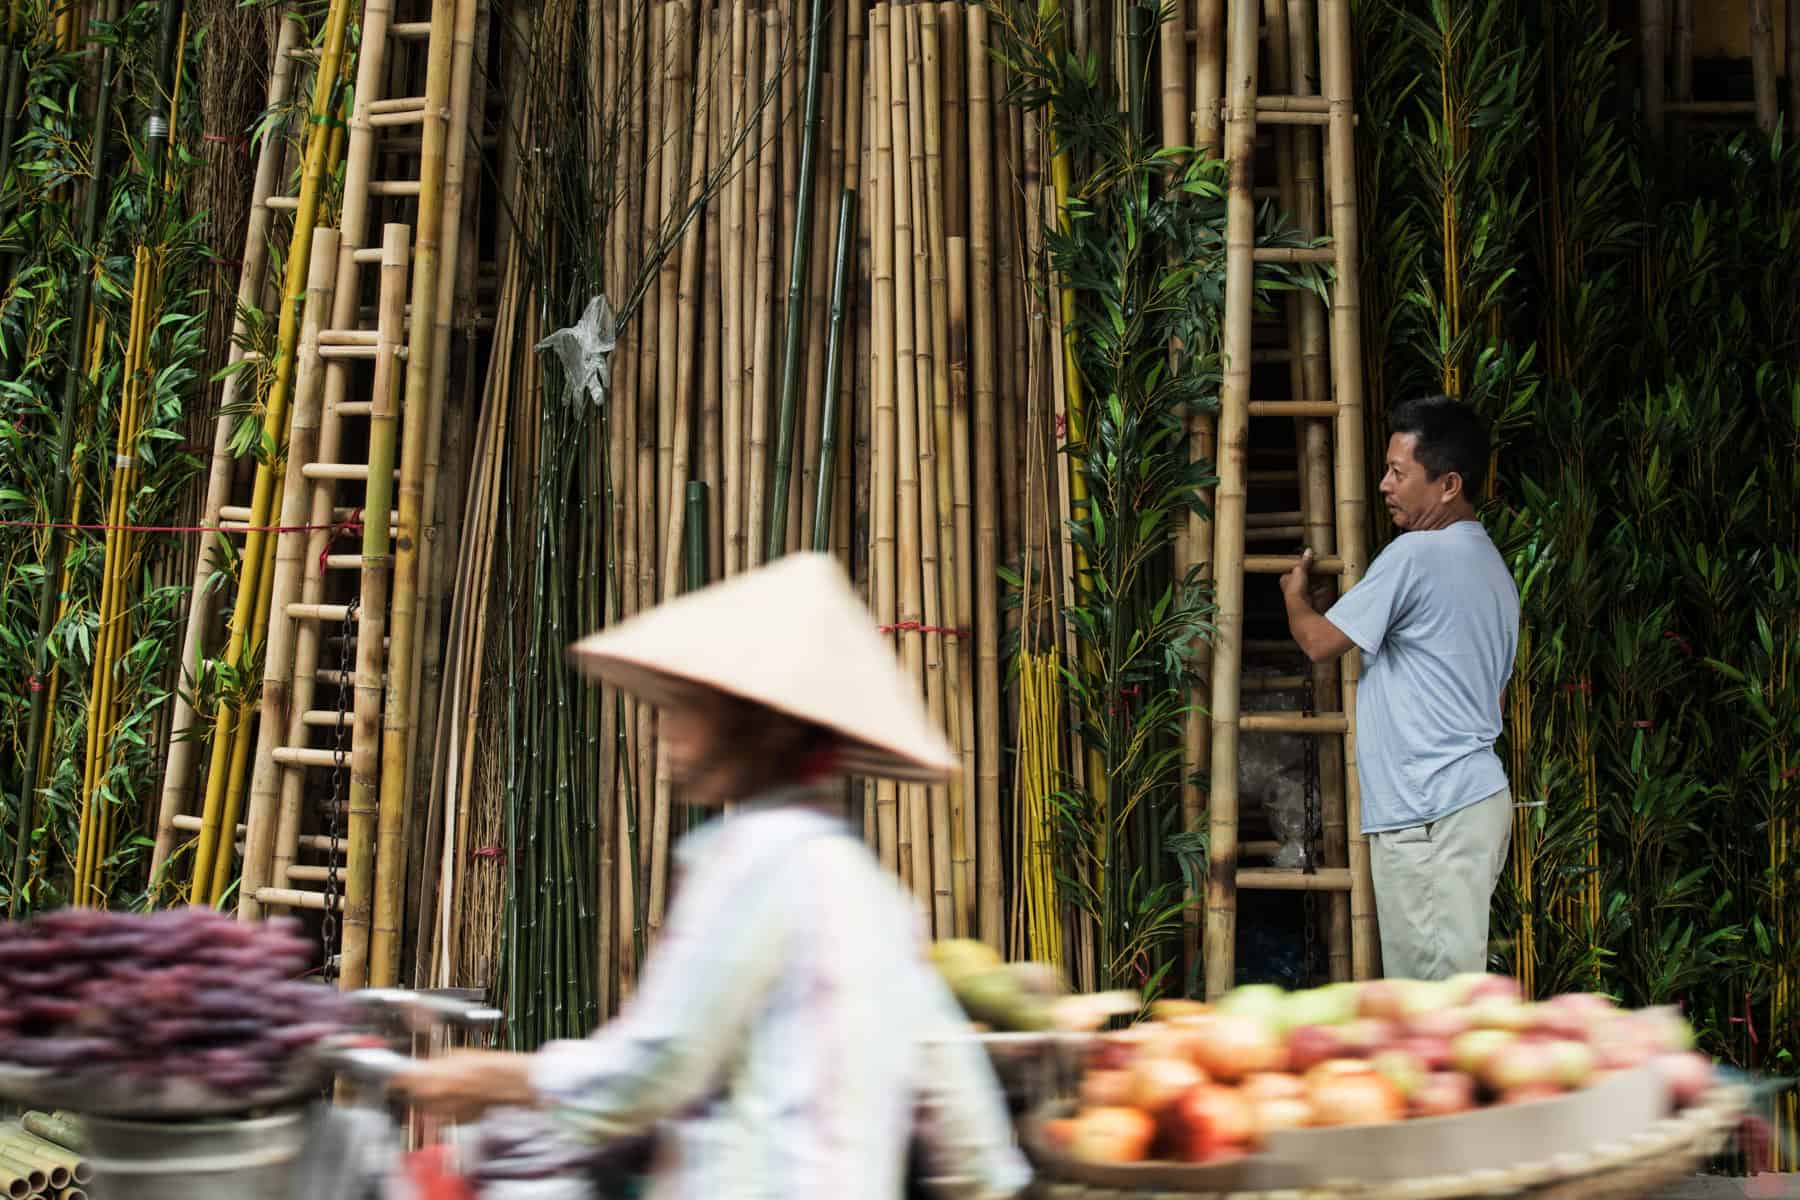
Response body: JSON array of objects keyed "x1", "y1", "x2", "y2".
[
  {"x1": 746, "y1": 8, "x2": 782, "y2": 570},
  {"x1": 967, "y1": 3, "x2": 1002, "y2": 945},
  {"x1": 1322, "y1": 0, "x2": 1377, "y2": 979},
  {"x1": 236, "y1": 227, "x2": 339, "y2": 919},
  {"x1": 1205, "y1": 0, "x2": 1260, "y2": 998},
  {"x1": 150, "y1": 12, "x2": 302, "y2": 886},
  {"x1": 871, "y1": 7, "x2": 900, "y2": 875},
  {"x1": 340, "y1": 223, "x2": 410, "y2": 990}
]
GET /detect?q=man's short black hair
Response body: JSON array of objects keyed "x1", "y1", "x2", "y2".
[{"x1": 1389, "y1": 395, "x2": 1491, "y2": 499}]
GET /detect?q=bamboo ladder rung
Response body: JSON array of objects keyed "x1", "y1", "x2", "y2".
[
  {"x1": 1245, "y1": 553, "x2": 1346, "y2": 574},
  {"x1": 369, "y1": 180, "x2": 423, "y2": 198},
  {"x1": 1238, "y1": 868, "x2": 1354, "y2": 892},
  {"x1": 266, "y1": 196, "x2": 301, "y2": 212},
  {"x1": 369, "y1": 109, "x2": 428, "y2": 129},
  {"x1": 1253, "y1": 247, "x2": 1336, "y2": 264},
  {"x1": 313, "y1": 668, "x2": 391, "y2": 687},
  {"x1": 321, "y1": 330, "x2": 380, "y2": 345},
  {"x1": 1664, "y1": 100, "x2": 1758, "y2": 115},
  {"x1": 323, "y1": 553, "x2": 393, "y2": 570},
  {"x1": 1248, "y1": 510, "x2": 1303, "y2": 527},
  {"x1": 1246, "y1": 525, "x2": 1305, "y2": 541},
  {"x1": 388, "y1": 20, "x2": 431, "y2": 38},
  {"x1": 287, "y1": 603, "x2": 353, "y2": 622},
  {"x1": 318, "y1": 344, "x2": 380, "y2": 360},
  {"x1": 1250, "y1": 400, "x2": 1338, "y2": 417},
  {"x1": 300, "y1": 708, "x2": 365, "y2": 726},
  {"x1": 284, "y1": 865, "x2": 347, "y2": 883},
  {"x1": 352, "y1": 249, "x2": 385, "y2": 264},
  {"x1": 254, "y1": 887, "x2": 344, "y2": 912},
  {"x1": 172, "y1": 813, "x2": 346, "y2": 857},
  {"x1": 1239, "y1": 712, "x2": 1351, "y2": 734},
  {"x1": 335, "y1": 402, "x2": 376, "y2": 416},
  {"x1": 301, "y1": 463, "x2": 401, "y2": 482},
  {"x1": 1244, "y1": 674, "x2": 1312, "y2": 691},
  {"x1": 368, "y1": 96, "x2": 429, "y2": 114},
  {"x1": 272, "y1": 746, "x2": 352, "y2": 769},
  {"x1": 1249, "y1": 469, "x2": 1300, "y2": 484}
]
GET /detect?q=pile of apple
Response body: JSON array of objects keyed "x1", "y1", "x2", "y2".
[{"x1": 1045, "y1": 973, "x2": 1718, "y2": 1167}]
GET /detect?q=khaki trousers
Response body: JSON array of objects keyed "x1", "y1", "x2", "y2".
[{"x1": 1369, "y1": 788, "x2": 1512, "y2": 981}]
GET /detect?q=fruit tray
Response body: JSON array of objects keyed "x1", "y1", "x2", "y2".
[
  {"x1": 1021, "y1": 1077, "x2": 1749, "y2": 1198},
  {"x1": 0, "y1": 1054, "x2": 330, "y2": 1119}
]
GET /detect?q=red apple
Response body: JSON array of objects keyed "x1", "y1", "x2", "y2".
[
  {"x1": 1189, "y1": 1013, "x2": 1288, "y2": 1081},
  {"x1": 1545, "y1": 1038, "x2": 1597, "y2": 1088},
  {"x1": 1589, "y1": 1015, "x2": 1656, "y2": 1070},
  {"x1": 1128, "y1": 1053, "x2": 1206, "y2": 1113},
  {"x1": 1068, "y1": 1107, "x2": 1157, "y2": 1163},
  {"x1": 1240, "y1": 1071, "x2": 1308, "y2": 1103},
  {"x1": 1649, "y1": 1051, "x2": 1715, "y2": 1109},
  {"x1": 1448, "y1": 972, "x2": 1524, "y2": 1005},
  {"x1": 1361, "y1": 979, "x2": 1453, "y2": 1022},
  {"x1": 1404, "y1": 1007, "x2": 1473, "y2": 1041},
  {"x1": 1465, "y1": 995, "x2": 1534, "y2": 1032},
  {"x1": 1169, "y1": 1083, "x2": 1258, "y2": 1160},
  {"x1": 1337, "y1": 1017, "x2": 1399, "y2": 1055},
  {"x1": 1286, "y1": 1024, "x2": 1349, "y2": 1072},
  {"x1": 1410, "y1": 1070, "x2": 1477, "y2": 1117},
  {"x1": 1041, "y1": 1117, "x2": 1076, "y2": 1148},
  {"x1": 1309, "y1": 1068, "x2": 1406, "y2": 1127},
  {"x1": 1482, "y1": 1039, "x2": 1560, "y2": 1093},
  {"x1": 1498, "y1": 1083, "x2": 1565, "y2": 1105}
]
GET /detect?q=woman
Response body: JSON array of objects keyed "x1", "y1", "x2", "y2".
[{"x1": 395, "y1": 553, "x2": 1030, "y2": 1200}]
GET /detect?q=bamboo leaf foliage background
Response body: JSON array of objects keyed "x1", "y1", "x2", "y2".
[{"x1": 1355, "y1": 0, "x2": 1800, "y2": 1139}]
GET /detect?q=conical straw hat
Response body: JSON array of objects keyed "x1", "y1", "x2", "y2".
[{"x1": 566, "y1": 552, "x2": 957, "y2": 782}]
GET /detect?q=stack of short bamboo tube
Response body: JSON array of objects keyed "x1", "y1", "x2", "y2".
[{"x1": 0, "y1": 1113, "x2": 90, "y2": 1200}]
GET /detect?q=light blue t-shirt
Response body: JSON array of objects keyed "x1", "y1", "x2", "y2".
[{"x1": 1323, "y1": 520, "x2": 1520, "y2": 834}]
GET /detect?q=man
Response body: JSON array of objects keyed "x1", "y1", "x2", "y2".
[{"x1": 1279, "y1": 396, "x2": 1520, "y2": 981}]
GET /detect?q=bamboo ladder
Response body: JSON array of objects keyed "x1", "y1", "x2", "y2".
[
  {"x1": 1640, "y1": 0, "x2": 1787, "y2": 141},
  {"x1": 1201, "y1": 0, "x2": 1377, "y2": 997}
]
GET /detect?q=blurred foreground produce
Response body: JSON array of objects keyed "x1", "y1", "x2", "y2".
[
  {"x1": 0, "y1": 910, "x2": 354, "y2": 1111},
  {"x1": 929, "y1": 939, "x2": 1138, "y2": 1032},
  {"x1": 1045, "y1": 974, "x2": 1719, "y2": 1166}
]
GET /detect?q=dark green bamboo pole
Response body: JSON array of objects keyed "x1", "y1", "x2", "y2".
[
  {"x1": 811, "y1": 189, "x2": 856, "y2": 553},
  {"x1": 10, "y1": 45, "x2": 116, "y2": 913},
  {"x1": 764, "y1": 0, "x2": 833, "y2": 559}
]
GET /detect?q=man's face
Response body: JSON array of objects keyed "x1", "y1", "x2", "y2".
[{"x1": 1379, "y1": 432, "x2": 1458, "y2": 532}]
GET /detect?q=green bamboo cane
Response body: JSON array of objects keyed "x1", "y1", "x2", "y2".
[
  {"x1": 763, "y1": 0, "x2": 832, "y2": 559},
  {"x1": 811, "y1": 189, "x2": 857, "y2": 554},
  {"x1": 683, "y1": 482, "x2": 709, "y2": 836},
  {"x1": 10, "y1": 43, "x2": 116, "y2": 913}
]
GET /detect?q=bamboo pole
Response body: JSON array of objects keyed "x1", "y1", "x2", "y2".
[
  {"x1": 967, "y1": 3, "x2": 1002, "y2": 945},
  {"x1": 151, "y1": 9, "x2": 298, "y2": 888},
  {"x1": 703, "y1": 9, "x2": 726, "y2": 581},
  {"x1": 370, "y1": 0, "x2": 457, "y2": 986},
  {"x1": 871, "y1": 6, "x2": 901, "y2": 875},
  {"x1": 746, "y1": 9, "x2": 782, "y2": 570},
  {"x1": 813, "y1": 189, "x2": 857, "y2": 550},
  {"x1": 1160, "y1": 0, "x2": 1189, "y2": 146},
  {"x1": 341, "y1": 223, "x2": 411, "y2": 990},
  {"x1": 1789, "y1": 0, "x2": 1800, "y2": 139},
  {"x1": 948, "y1": 233, "x2": 977, "y2": 938},
  {"x1": 1205, "y1": 0, "x2": 1260, "y2": 998},
  {"x1": 1751, "y1": 0, "x2": 1778, "y2": 134},
  {"x1": 1321, "y1": 0, "x2": 1376, "y2": 979},
  {"x1": 1643, "y1": 0, "x2": 1667, "y2": 139},
  {"x1": 800, "y1": 0, "x2": 846, "y2": 548},
  {"x1": 837, "y1": 0, "x2": 866, "y2": 567},
  {"x1": 724, "y1": 0, "x2": 749, "y2": 575},
  {"x1": 657, "y1": 0, "x2": 691, "y2": 559}
]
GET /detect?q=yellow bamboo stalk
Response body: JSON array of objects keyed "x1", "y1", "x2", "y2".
[
  {"x1": 371, "y1": 0, "x2": 459, "y2": 986},
  {"x1": 870, "y1": 6, "x2": 900, "y2": 875},
  {"x1": 747, "y1": 7, "x2": 782, "y2": 571},
  {"x1": 341, "y1": 223, "x2": 411, "y2": 990}
]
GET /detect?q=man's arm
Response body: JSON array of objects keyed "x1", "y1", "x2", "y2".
[{"x1": 1281, "y1": 549, "x2": 1355, "y2": 664}]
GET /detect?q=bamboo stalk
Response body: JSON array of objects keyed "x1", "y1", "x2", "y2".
[
  {"x1": 1789, "y1": 0, "x2": 1800, "y2": 139},
  {"x1": 799, "y1": 0, "x2": 846, "y2": 547},
  {"x1": 724, "y1": 0, "x2": 749, "y2": 575},
  {"x1": 871, "y1": 6, "x2": 901, "y2": 876},
  {"x1": 1204, "y1": 0, "x2": 1260, "y2": 998},
  {"x1": 340, "y1": 223, "x2": 411, "y2": 990},
  {"x1": 746, "y1": 8, "x2": 782, "y2": 570},
  {"x1": 1751, "y1": 0, "x2": 1778, "y2": 134},
  {"x1": 703, "y1": 9, "x2": 726, "y2": 582},
  {"x1": 1642, "y1": 0, "x2": 1667, "y2": 139},
  {"x1": 837, "y1": 0, "x2": 866, "y2": 566},
  {"x1": 1321, "y1": 0, "x2": 1376, "y2": 979},
  {"x1": 967, "y1": 3, "x2": 1002, "y2": 945},
  {"x1": 657, "y1": 0, "x2": 691, "y2": 559},
  {"x1": 813, "y1": 189, "x2": 857, "y2": 551}
]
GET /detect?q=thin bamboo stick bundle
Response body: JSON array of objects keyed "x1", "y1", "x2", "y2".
[
  {"x1": 724, "y1": 0, "x2": 750, "y2": 576},
  {"x1": 1321, "y1": 0, "x2": 1377, "y2": 979},
  {"x1": 340, "y1": 223, "x2": 411, "y2": 992},
  {"x1": 966, "y1": 4, "x2": 1002, "y2": 945},
  {"x1": 747, "y1": 7, "x2": 783, "y2": 571},
  {"x1": 703, "y1": 8, "x2": 726, "y2": 582},
  {"x1": 870, "y1": 5, "x2": 901, "y2": 875}
]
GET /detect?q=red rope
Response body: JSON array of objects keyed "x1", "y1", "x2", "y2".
[{"x1": 317, "y1": 509, "x2": 364, "y2": 577}]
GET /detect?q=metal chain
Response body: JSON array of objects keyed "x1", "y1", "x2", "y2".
[
  {"x1": 1301, "y1": 673, "x2": 1322, "y2": 987},
  {"x1": 322, "y1": 598, "x2": 357, "y2": 985}
]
